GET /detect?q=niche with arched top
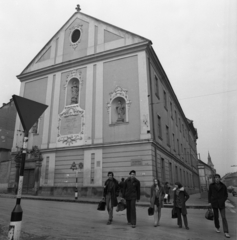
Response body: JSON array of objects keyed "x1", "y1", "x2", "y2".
[
  {"x1": 111, "y1": 97, "x2": 126, "y2": 124},
  {"x1": 66, "y1": 78, "x2": 80, "y2": 106}
]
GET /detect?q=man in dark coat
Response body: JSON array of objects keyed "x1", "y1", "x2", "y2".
[
  {"x1": 103, "y1": 172, "x2": 119, "y2": 225},
  {"x1": 208, "y1": 174, "x2": 230, "y2": 238},
  {"x1": 122, "y1": 170, "x2": 140, "y2": 228}
]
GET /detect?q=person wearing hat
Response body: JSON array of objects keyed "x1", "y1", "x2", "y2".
[
  {"x1": 208, "y1": 174, "x2": 230, "y2": 238},
  {"x1": 122, "y1": 170, "x2": 140, "y2": 228}
]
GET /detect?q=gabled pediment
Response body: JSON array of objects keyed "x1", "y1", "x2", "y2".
[{"x1": 21, "y1": 11, "x2": 150, "y2": 75}]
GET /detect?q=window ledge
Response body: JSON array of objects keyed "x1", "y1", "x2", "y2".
[
  {"x1": 109, "y1": 122, "x2": 129, "y2": 126},
  {"x1": 155, "y1": 93, "x2": 160, "y2": 99}
]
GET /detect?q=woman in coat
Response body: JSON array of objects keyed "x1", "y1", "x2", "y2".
[
  {"x1": 150, "y1": 179, "x2": 165, "y2": 227},
  {"x1": 173, "y1": 182, "x2": 190, "y2": 230}
]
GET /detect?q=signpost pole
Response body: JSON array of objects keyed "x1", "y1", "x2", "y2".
[
  {"x1": 8, "y1": 131, "x2": 28, "y2": 240},
  {"x1": 8, "y1": 95, "x2": 48, "y2": 239}
]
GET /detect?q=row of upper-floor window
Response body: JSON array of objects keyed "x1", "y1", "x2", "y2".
[
  {"x1": 155, "y1": 75, "x2": 192, "y2": 140},
  {"x1": 154, "y1": 74, "x2": 196, "y2": 147}
]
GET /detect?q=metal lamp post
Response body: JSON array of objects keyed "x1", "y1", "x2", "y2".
[{"x1": 70, "y1": 162, "x2": 78, "y2": 200}]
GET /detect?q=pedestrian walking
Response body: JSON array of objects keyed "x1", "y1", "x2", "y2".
[
  {"x1": 208, "y1": 174, "x2": 230, "y2": 238},
  {"x1": 150, "y1": 179, "x2": 165, "y2": 227},
  {"x1": 103, "y1": 171, "x2": 119, "y2": 225},
  {"x1": 119, "y1": 178, "x2": 125, "y2": 197},
  {"x1": 173, "y1": 182, "x2": 190, "y2": 230},
  {"x1": 122, "y1": 170, "x2": 140, "y2": 228},
  {"x1": 164, "y1": 182, "x2": 171, "y2": 204}
]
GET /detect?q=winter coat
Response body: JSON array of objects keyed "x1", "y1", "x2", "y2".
[
  {"x1": 150, "y1": 185, "x2": 165, "y2": 208},
  {"x1": 173, "y1": 187, "x2": 189, "y2": 215},
  {"x1": 123, "y1": 177, "x2": 140, "y2": 200},
  {"x1": 208, "y1": 182, "x2": 228, "y2": 209},
  {"x1": 103, "y1": 178, "x2": 119, "y2": 206},
  {"x1": 164, "y1": 184, "x2": 171, "y2": 194}
]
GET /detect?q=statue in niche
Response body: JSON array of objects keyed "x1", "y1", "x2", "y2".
[
  {"x1": 71, "y1": 80, "x2": 79, "y2": 104},
  {"x1": 116, "y1": 100, "x2": 125, "y2": 122}
]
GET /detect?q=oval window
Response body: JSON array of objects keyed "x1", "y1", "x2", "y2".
[{"x1": 71, "y1": 29, "x2": 81, "y2": 43}]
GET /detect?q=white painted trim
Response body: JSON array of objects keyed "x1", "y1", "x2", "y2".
[
  {"x1": 41, "y1": 75, "x2": 53, "y2": 149},
  {"x1": 94, "y1": 62, "x2": 103, "y2": 144},
  {"x1": 85, "y1": 64, "x2": 93, "y2": 143},
  {"x1": 49, "y1": 72, "x2": 61, "y2": 148},
  {"x1": 138, "y1": 51, "x2": 150, "y2": 139}
]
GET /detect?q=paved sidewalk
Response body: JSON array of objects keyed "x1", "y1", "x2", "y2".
[{"x1": 0, "y1": 192, "x2": 212, "y2": 209}]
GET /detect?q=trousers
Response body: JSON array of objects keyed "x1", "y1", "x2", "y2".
[
  {"x1": 126, "y1": 199, "x2": 136, "y2": 225},
  {"x1": 213, "y1": 207, "x2": 229, "y2": 233},
  {"x1": 106, "y1": 193, "x2": 113, "y2": 221},
  {"x1": 175, "y1": 207, "x2": 188, "y2": 228}
]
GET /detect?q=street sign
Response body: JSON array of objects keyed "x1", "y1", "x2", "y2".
[{"x1": 12, "y1": 95, "x2": 48, "y2": 132}]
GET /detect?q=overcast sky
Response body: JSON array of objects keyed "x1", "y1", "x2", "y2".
[{"x1": 0, "y1": 0, "x2": 236, "y2": 177}]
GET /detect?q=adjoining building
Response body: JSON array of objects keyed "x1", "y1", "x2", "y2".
[
  {"x1": 0, "y1": 99, "x2": 17, "y2": 192},
  {"x1": 8, "y1": 6, "x2": 200, "y2": 199},
  {"x1": 198, "y1": 152, "x2": 216, "y2": 198}
]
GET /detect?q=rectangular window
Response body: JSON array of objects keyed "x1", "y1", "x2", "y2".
[
  {"x1": 163, "y1": 90, "x2": 167, "y2": 109},
  {"x1": 183, "y1": 170, "x2": 186, "y2": 186},
  {"x1": 91, "y1": 153, "x2": 95, "y2": 184},
  {"x1": 186, "y1": 172, "x2": 189, "y2": 187},
  {"x1": 166, "y1": 125, "x2": 170, "y2": 146},
  {"x1": 175, "y1": 166, "x2": 178, "y2": 182},
  {"x1": 170, "y1": 102, "x2": 173, "y2": 118},
  {"x1": 175, "y1": 111, "x2": 178, "y2": 126},
  {"x1": 172, "y1": 133, "x2": 175, "y2": 151},
  {"x1": 169, "y1": 163, "x2": 173, "y2": 184},
  {"x1": 155, "y1": 75, "x2": 159, "y2": 98},
  {"x1": 182, "y1": 124, "x2": 185, "y2": 137},
  {"x1": 184, "y1": 148, "x2": 186, "y2": 162},
  {"x1": 179, "y1": 118, "x2": 181, "y2": 132},
  {"x1": 44, "y1": 156, "x2": 50, "y2": 184},
  {"x1": 180, "y1": 168, "x2": 182, "y2": 183},
  {"x1": 161, "y1": 158, "x2": 165, "y2": 183},
  {"x1": 181, "y1": 143, "x2": 183, "y2": 158},
  {"x1": 158, "y1": 115, "x2": 162, "y2": 139},
  {"x1": 177, "y1": 139, "x2": 180, "y2": 155}
]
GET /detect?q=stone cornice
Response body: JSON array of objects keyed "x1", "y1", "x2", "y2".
[{"x1": 17, "y1": 41, "x2": 151, "y2": 82}]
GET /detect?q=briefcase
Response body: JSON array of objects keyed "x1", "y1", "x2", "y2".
[
  {"x1": 97, "y1": 200, "x2": 106, "y2": 211},
  {"x1": 172, "y1": 208, "x2": 177, "y2": 218}
]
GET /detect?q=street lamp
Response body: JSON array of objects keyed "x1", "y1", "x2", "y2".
[{"x1": 70, "y1": 162, "x2": 78, "y2": 200}]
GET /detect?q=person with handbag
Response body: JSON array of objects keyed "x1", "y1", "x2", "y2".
[
  {"x1": 208, "y1": 174, "x2": 230, "y2": 238},
  {"x1": 122, "y1": 170, "x2": 140, "y2": 228},
  {"x1": 150, "y1": 179, "x2": 165, "y2": 227},
  {"x1": 173, "y1": 182, "x2": 190, "y2": 230},
  {"x1": 103, "y1": 171, "x2": 119, "y2": 225},
  {"x1": 164, "y1": 182, "x2": 171, "y2": 204}
]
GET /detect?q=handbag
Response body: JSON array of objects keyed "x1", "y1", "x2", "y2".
[
  {"x1": 116, "y1": 199, "x2": 127, "y2": 212},
  {"x1": 205, "y1": 208, "x2": 214, "y2": 221},
  {"x1": 172, "y1": 208, "x2": 177, "y2": 218},
  {"x1": 164, "y1": 194, "x2": 168, "y2": 199},
  {"x1": 97, "y1": 200, "x2": 106, "y2": 211},
  {"x1": 148, "y1": 207, "x2": 154, "y2": 216}
]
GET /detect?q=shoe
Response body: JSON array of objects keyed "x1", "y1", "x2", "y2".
[
  {"x1": 179, "y1": 225, "x2": 182, "y2": 228},
  {"x1": 154, "y1": 224, "x2": 157, "y2": 227},
  {"x1": 216, "y1": 228, "x2": 220, "y2": 233},
  {"x1": 225, "y1": 233, "x2": 230, "y2": 238},
  {"x1": 132, "y1": 225, "x2": 136, "y2": 228},
  {"x1": 107, "y1": 220, "x2": 111, "y2": 225},
  {"x1": 185, "y1": 227, "x2": 189, "y2": 230}
]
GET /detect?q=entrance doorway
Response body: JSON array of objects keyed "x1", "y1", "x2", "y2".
[{"x1": 23, "y1": 169, "x2": 35, "y2": 193}]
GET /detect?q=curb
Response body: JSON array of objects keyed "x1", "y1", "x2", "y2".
[{"x1": 0, "y1": 194, "x2": 210, "y2": 209}]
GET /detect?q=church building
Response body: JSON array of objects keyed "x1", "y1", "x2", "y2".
[{"x1": 8, "y1": 6, "x2": 200, "y2": 198}]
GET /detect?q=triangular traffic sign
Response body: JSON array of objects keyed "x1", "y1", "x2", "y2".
[{"x1": 12, "y1": 95, "x2": 48, "y2": 132}]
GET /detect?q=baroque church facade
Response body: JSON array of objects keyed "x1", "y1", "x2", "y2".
[{"x1": 8, "y1": 7, "x2": 200, "y2": 198}]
